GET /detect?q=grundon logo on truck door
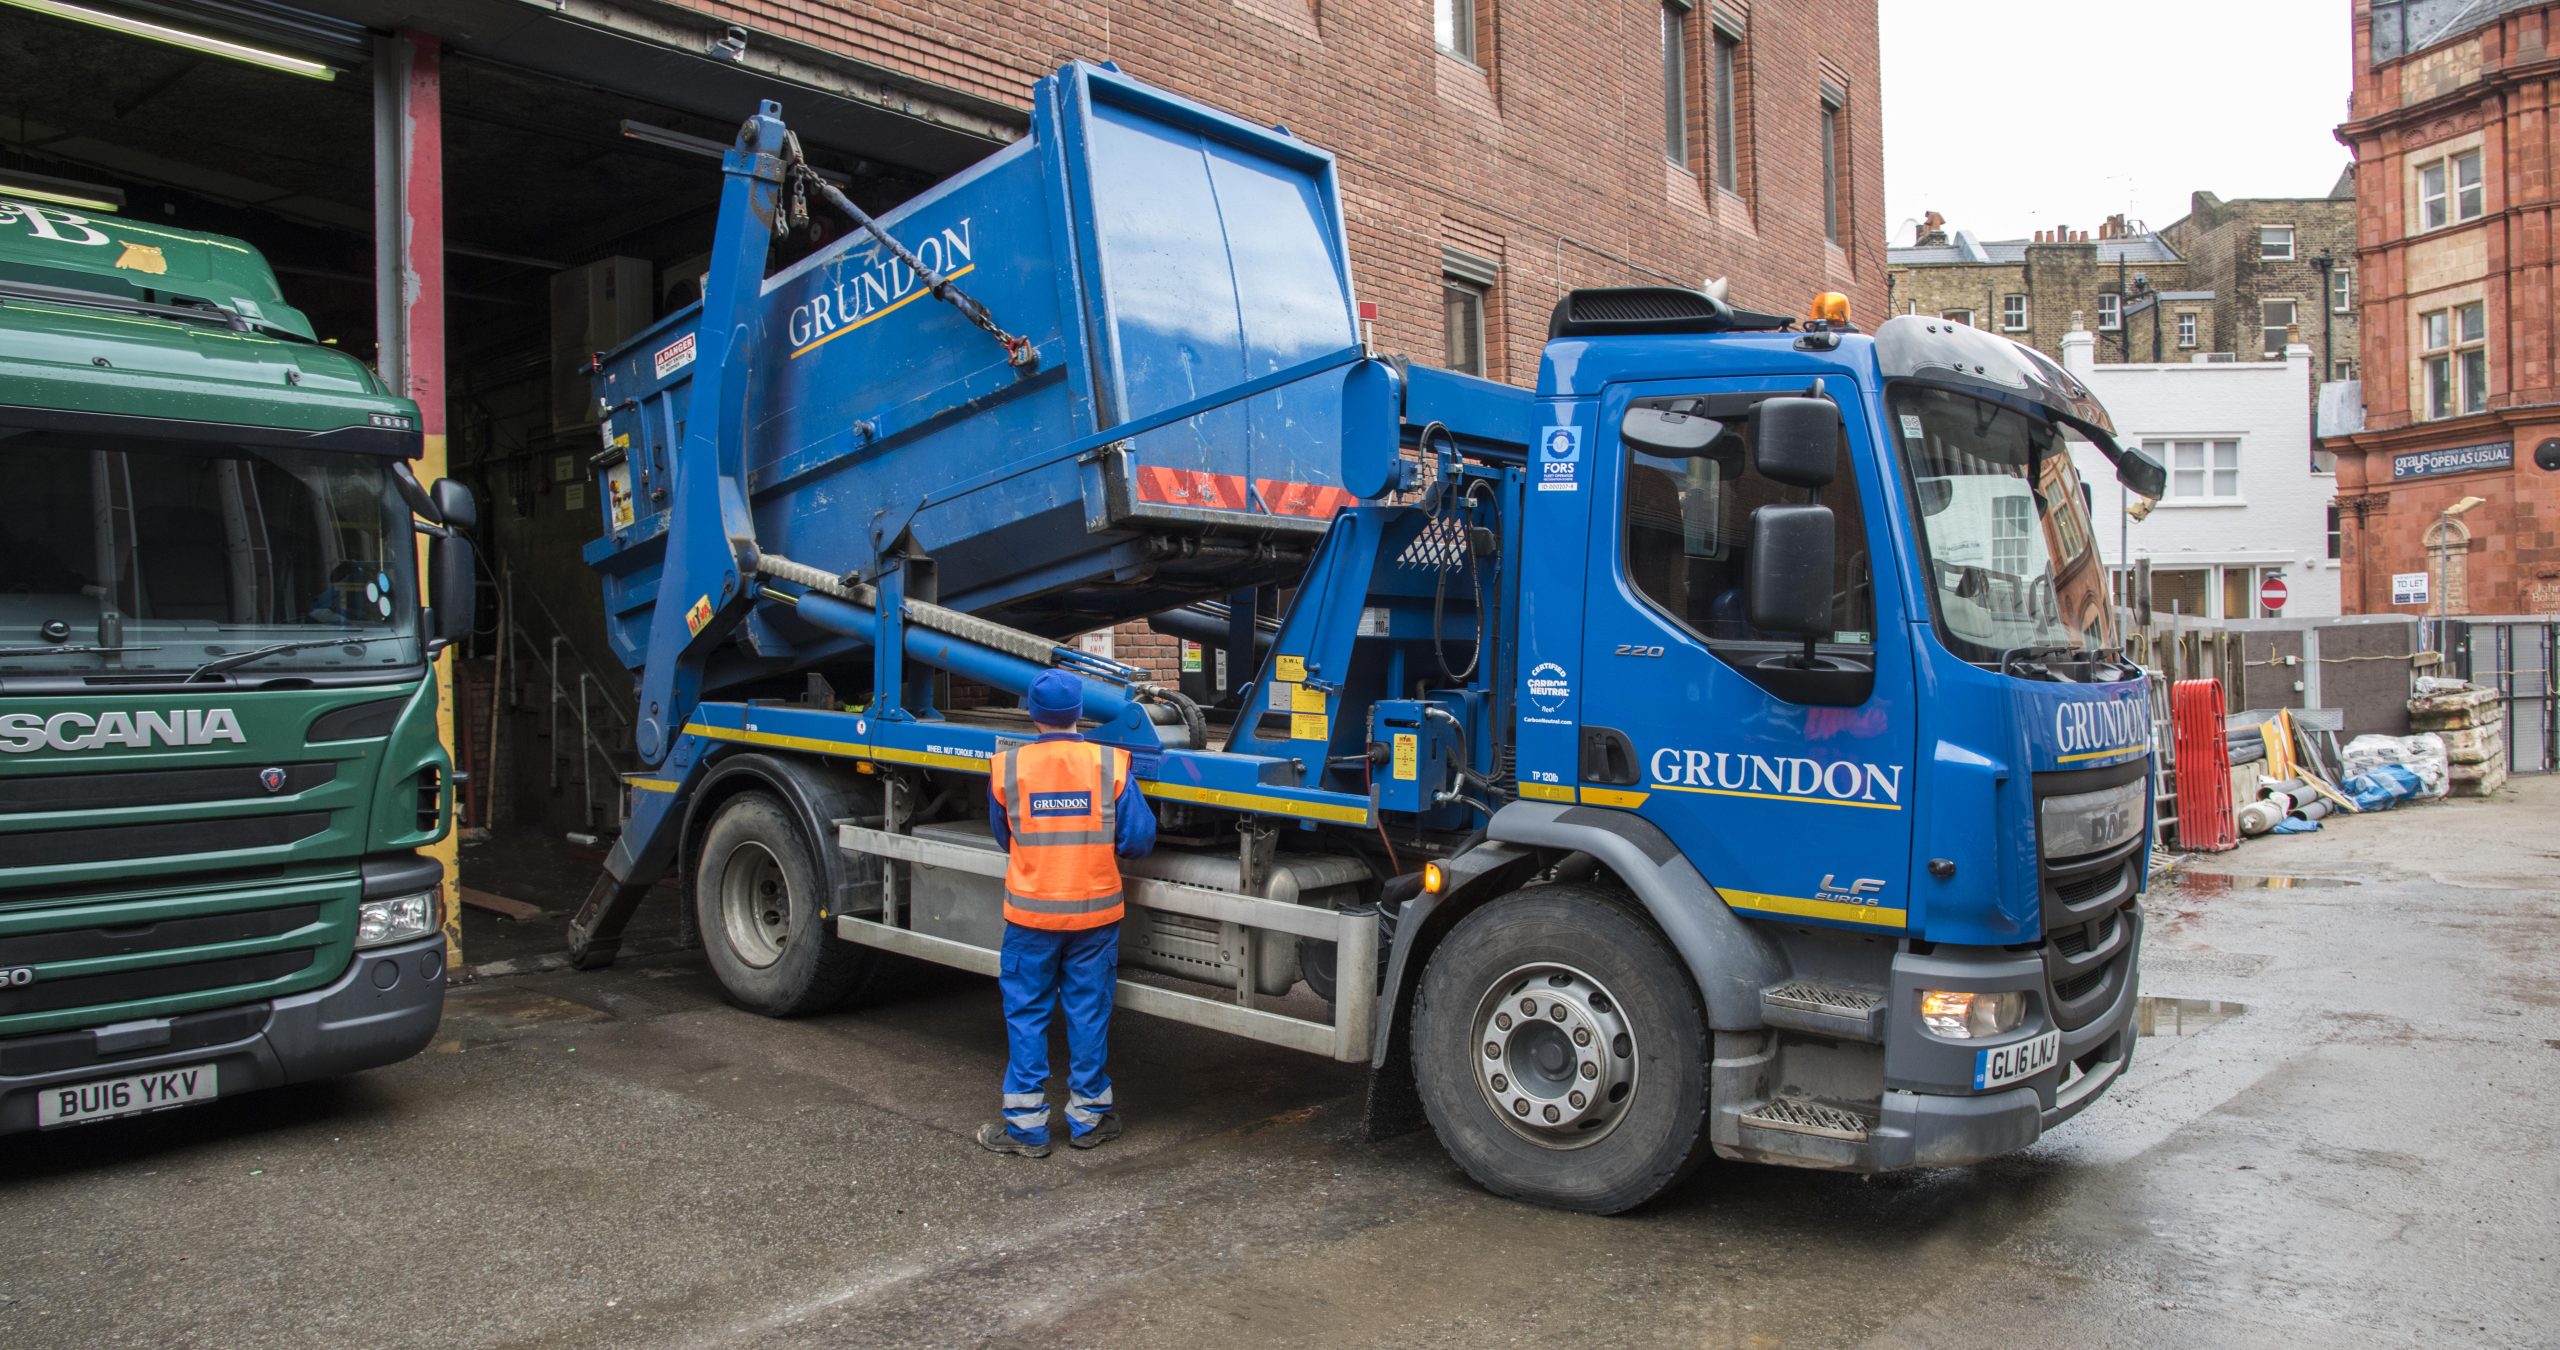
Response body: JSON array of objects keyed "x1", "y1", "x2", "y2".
[
  {"x1": 1648, "y1": 747, "x2": 1906, "y2": 808},
  {"x1": 0, "y1": 709, "x2": 246, "y2": 754}
]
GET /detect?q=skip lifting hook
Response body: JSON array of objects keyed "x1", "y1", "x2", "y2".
[{"x1": 779, "y1": 136, "x2": 1039, "y2": 372}]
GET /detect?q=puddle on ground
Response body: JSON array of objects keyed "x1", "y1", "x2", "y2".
[
  {"x1": 428, "y1": 986, "x2": 613, "y2": 1053},
  {"x1": 2136, "y1": 996, "x2": 2245, "y2": 1038},
  {"x1": 2173, "y1": 873, "x2": 2359, "y2": 895}
]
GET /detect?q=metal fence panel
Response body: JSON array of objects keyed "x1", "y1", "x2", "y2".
[{"x1": 2453, "y1": 620, "x2": 2557, "y2": 774}]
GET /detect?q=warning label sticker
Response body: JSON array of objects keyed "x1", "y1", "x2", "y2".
[{"x1": 654, "y1": 332, "x2": 698, "y2": 380}]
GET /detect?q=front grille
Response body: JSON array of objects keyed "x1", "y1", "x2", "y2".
[
  {"x1": 2034, "y1": 763, "x2": 2147, "y2": 1034},
  {"x1": 0, "y1": 812, "x2": 329, "y2": 869},
  {"x1": 0, "y1": 949, "x2": 312, "y2": 1017},
  {"x1": 0, "y1": 904, "x2": 323, "y2": 966},
  {"x1": 2054, "y1": 862, "x2": 2130, "y2": 911},
  {"x1": 2052, "y1": 911, "x2": 2119, "y2": 958},
  {"x1": 0, "y1": 762, "x2": 336, "y2": 815}
]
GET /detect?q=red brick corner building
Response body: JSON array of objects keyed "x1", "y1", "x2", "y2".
[{"x1": 2325, "y1": 0, "x2": 2560, "y2": 616}]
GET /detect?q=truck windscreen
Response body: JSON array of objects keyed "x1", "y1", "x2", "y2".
[
  {"x1": 0, "y1": 431, "x2": 423, "y2": 682},
  {"x1": 1889, "y1": 385, "x2": 2119, "y2": 669}
]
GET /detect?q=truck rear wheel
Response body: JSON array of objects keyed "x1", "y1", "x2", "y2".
[
  {"x1": 1411, "y1": 884, "x2": 1710, "y2": 1213},
  {"x1": 693, "y1": 792, "x2": 867, "y2": 1016}
]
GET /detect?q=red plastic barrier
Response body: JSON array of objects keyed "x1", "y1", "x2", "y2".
[{"x1": 2170, "y1": 679, "x2": 2236, "y2": 852}]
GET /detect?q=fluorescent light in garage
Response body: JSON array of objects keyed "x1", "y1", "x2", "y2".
[
  {"x1": 0, "y1": 0, "x2": 338, "y2": 80},
  {"x1": 0, "y1": 169, "x2": 125, "y2": 212}
]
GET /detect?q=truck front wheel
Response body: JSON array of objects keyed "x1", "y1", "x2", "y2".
[
  {"x1": 1411, "y1": 885, "x2": 1710, "y2": 1213},
  {"x1": 693, "y1": 792, "x2": 867, "y2": 1016}
]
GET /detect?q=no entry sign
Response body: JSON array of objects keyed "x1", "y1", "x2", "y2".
[{"x1": 2260, "y1": 574, "x2": 2289, "y2": 613}]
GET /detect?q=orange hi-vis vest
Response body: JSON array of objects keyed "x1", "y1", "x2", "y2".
[{"x1": 992, "y1": 739, "x2": 1131, "y2": 931}]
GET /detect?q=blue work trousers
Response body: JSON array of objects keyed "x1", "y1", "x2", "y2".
[{"x1": 998, "y1": 920, "x2": 1119, "y2": 1146}]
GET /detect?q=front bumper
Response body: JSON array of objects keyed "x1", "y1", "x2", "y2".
[
  {"x1": 1716, "y1": 907, "x2": 2142, "y2": 1172},
  {"x1": 0, "y1": 935, "x2": 445, "y2": 1135}
]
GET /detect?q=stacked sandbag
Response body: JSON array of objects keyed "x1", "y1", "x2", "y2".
[
  {"x1": 2408, "y1": 681, "x2": 2506, "y2": 798},
  {"x1": 2341, "y1": 733, "x2": 2451, "y2": 798}
]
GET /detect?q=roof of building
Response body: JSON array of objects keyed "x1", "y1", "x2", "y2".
[
  {"x1": 2371, "y1": 0, "x2": 2543, "y2": 63},
  {"x1": 1888, "y1": 229, "x2": 2181, "y2": 268}
]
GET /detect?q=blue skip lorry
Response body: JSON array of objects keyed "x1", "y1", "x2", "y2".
[{"x1": 566, "y1": 63, "x2": 2166, "y2": 1212}]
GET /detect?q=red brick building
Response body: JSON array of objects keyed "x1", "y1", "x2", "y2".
[{"x1": 2326, "y1": 0, "x2": 2560, "y2": 617}]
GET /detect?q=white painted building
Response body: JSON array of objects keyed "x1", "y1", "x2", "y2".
[{"x1": 2060, "y1": 324, "x2": 2338, "y2": 620}]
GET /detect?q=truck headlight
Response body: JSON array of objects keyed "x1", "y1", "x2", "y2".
[
  {"x1": 357, "y1": 890, "x2": 439, "y2": 948},
  {"x1": 2039, "y1": 777, "x2": 2147, "y2": 859},
  {"x1": 1920, "y1": 989, "x2": 2025, "y2": 1039}
]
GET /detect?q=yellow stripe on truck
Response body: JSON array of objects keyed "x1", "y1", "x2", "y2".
[{"x1": 1721, "y1": 889, "x2": 1908, "y2": 930}]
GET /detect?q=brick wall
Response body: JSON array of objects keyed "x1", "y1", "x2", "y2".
[
  {"x1": 1886, "y1": 235, "x2": 2197, "y2": 366},
  {"x1": 2161, "y1": 189, "x2": 2360, "y2": 375},
  {"x1": 1888, "y1": 259, "x2": 2027, "y2": 329}
]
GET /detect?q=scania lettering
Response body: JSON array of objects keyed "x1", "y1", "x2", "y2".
[
  {"x1": 566, "y1": 67, "x2": 2162, "y2": 1213},
  {"x1": 0, "y1": 195, "x2": 476, "y2": 1134}
]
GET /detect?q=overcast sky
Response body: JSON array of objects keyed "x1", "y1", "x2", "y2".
[{"x1": 1880, "y1": 0, "x2": 2354, "y2": 246}]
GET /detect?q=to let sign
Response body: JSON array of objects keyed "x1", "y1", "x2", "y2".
[
  {"x1": 2260, "y1": 575, "x2": 2288, "y2": 613},
  {"x1": 2392, "y1": 441, "x2": 2512, "y2": 481},
  {"x1": 2392, "y1": 571, "x2": 2430, "y2": 605}
]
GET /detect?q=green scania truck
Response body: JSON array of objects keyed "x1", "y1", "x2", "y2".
[{"x1": 0, "y1": 195, "x2": 472, "y2": 1133}]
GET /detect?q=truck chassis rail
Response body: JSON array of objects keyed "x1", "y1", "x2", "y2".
[{"x1": 834, "y1": 824, "x2": 1377, "y2": 1063}]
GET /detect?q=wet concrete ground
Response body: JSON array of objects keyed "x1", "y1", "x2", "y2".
[{"x1": 4, "y1": 780, "x2": 2556, "y2": 1348}]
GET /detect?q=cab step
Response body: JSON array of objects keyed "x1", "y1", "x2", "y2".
[
  {"x1": 1759, "y1": 980, "x2": 1886, "y2": 1042},
  {"x1": 1737, "y1": 1096, "x2": 1876, "y2": 1143}
]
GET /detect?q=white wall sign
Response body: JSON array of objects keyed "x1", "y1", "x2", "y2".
[{"x1": 2391, "y1": 571, "x2": 2430, "y2": 605}]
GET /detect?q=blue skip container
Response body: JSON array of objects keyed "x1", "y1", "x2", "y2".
[{"x1": 584, "y1": 61, "x2": 1401, "y2": 683}]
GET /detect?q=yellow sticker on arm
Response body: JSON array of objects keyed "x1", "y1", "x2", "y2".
[
  {"x1": 1292, "y1": 684, "x2": 1328, "y2": 713},
  {"x1": 1290, "y1": 712, "x2": 1329, "y2": 741},
  {"x1": 1275, "y1": 654, "x2": 1307, "y2": 682},
  {"x1": 1392, "y1": 732, "x2": 1417, "y2": 780}
]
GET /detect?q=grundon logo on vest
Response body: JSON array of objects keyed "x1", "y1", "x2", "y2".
[
  {"x1": 0, "y1": 708, "x2": 247, "y2": 754},
  {"x1": 1028, "y1": 792, "x2": 1094, "y2": 817}
]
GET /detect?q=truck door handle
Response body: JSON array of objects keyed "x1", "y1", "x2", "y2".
[{"x1": 1579, "y1": 726, "x2": 1640, "y2": 786}]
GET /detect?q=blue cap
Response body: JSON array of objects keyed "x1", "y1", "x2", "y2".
[{"x1": 1025, "y1": 669, "x2": 1085, "y2": 726}]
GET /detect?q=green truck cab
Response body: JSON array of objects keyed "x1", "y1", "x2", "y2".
[{"x1": 0, "y1": 196, "x2": 473, "y2": 1133}]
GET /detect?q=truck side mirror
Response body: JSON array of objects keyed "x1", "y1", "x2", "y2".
[
  {"x1": 432, "y1": 477, "x2": 478, "y2": 531},
  {"x1": 425, "y1": 481, "x2": 478, "y2": 656},
  {"x1": 1748, "y1": 396, "x2": 1841, "y2": 489},
  {"x1": 1745, "y1": 503, "x2": 1836, "y2": 638}
]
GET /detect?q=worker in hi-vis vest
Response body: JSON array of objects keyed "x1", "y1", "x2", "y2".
[{"x1": 978, "y1": 668, "x2": 1157, "y2": 1157}]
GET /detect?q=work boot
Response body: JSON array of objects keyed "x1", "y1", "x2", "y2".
[
  {"x1": 1068, "y1": 1113, "x2": 1123, "y2": 1150},
  {"x1": 975, "y1": 1122, "x2": 1051, "y2": 1158}
]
